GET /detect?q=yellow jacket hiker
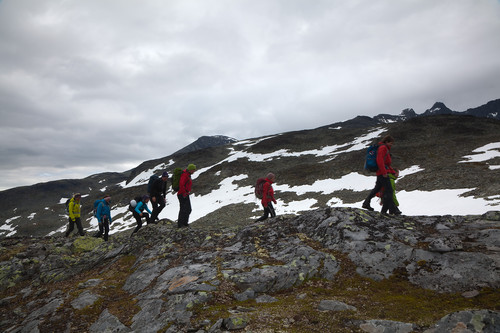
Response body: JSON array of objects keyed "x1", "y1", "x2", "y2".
[{"x1": 65, "y1": 193, "x2": 85, "y2": 237}]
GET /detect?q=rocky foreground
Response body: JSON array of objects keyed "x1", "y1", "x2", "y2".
[{"x1": 0, "y1": 207, "x2": 499, "y2": 332}]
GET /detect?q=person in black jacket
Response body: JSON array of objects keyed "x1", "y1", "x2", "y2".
[{"x1": 150, "y1": 171, "x2": 168, "y2": 222}]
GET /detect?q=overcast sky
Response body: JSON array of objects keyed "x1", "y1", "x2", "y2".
[{"x1": 1, "y1": 0, "x2": 499, "y2": 191}]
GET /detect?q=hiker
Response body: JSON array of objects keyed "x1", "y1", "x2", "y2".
[
  {"x1": 131, "y1": 195, "x2": 152, "y2": 236},
  {"x1": 150, "y1": 171, "x2": 168, "y2": 223},
  {"x1": 177, "y1": 164, "x2": 196, "y2": 228},
  {"x1": 65, "y1": 193, "x2": 85, "y2": 237},
  {"x1": 362, "y1": 135, "x2": 400, "y2": 215},
  {"x1": 257, "y1": 173, "x2": 277, "y2": 221},
  {"x1": 94, "y1": 195, "x2": 112, "y2": 241}
]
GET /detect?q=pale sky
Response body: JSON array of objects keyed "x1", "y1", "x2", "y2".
[{"x1": 1, "y1": 0, "x2": 499, "y2": 191}]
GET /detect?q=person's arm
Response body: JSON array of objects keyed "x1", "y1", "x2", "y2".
[{"x1": 135, "y1": 202, "x2": 143, "y2": 215}]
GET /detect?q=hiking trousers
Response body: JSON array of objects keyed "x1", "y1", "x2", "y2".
[
  {"x1": 132, "y1": 211, "x2": 151, "y2": 235},
  {"x1": 177, "y1": 194, "x2": 192, "y2": 228},
  {"x1": 257, "y1": 202, "x2": 276, "y2": 221},
  {"x1": 65, "y1": 217, "x2": 85, "y2": 237},
  {"x1": 151, "y1": 196, "x2": 166, "y2": 221},
  {"x1": 94, "y1": 217, "x2": 109, "y2": 241},
  {"x1": 366, "y1": 175, "x2": 398, "y2": 214}
]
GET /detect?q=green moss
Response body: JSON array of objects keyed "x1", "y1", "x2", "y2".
[{"x1": 71, "y1": 237, "x2": 104, "y2": 254}]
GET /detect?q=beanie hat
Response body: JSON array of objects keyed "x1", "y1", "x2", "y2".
[
  {"x1": 162, "y1": 171, "x2": 168, "y2": 178},
  {"x1": 266, "y1": 173, "x2": 275, "y2": 180},
  {"x1": 187, "y1": 164, "x2": 196, "y2": 171},
  {"x1": 142, "y1": 195, "x2": 150, "y2": 201}
]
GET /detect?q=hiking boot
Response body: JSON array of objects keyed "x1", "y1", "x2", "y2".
[{"x1": 362, "y1": 201, "x2": 374, "y2": 211}]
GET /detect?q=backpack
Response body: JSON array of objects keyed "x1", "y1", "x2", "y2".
[
  {"x1": 364, "y1": 144, "x2": 380, "y2": 172},
  {"x1": 129, "y1": 196, "x2": 143, "y2": 212},
  {"x1": 65, "y1": 198, "x2": 71, "y2": 213},
  {"x1": 171, "y1": 168, "x2": 183, "y2": 192},
  {"x1": 93, "y1": 199, "x2": 104, "y2": 217},
  {"x1": 254, "y1": 178, "x2": 267, "y2": 199},
  {"x1": 147, "y1": 175, "x2": 159, "y2": 194}
]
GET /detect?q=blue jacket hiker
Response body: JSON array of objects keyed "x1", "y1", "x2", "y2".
[
  {"x1": 93, "y1": 195, "x2": 112, "y2": 241},
  {"x1": 131, "y1": 195, "x2": 152, "y2": 236}
]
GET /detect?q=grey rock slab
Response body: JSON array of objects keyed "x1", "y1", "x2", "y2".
[
  {"x1": 318, "y1": 300, "x2": 357, "y2": 312},
  {"x1": 71, "y1": 290, "x2": 101, "y2": 310},
  {"x1": 360, "y1": 319, "x2": 416, "y2": 333},
  {"x1": 89, "y1": 309, "x2": 131, "y2": 333},
  {"x1": 424, "y1": 310, "x2": 500, "y2": 333}
]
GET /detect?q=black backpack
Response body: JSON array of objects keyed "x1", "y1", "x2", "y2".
[
  {"x1": 147, "y1": 175, "x2": 159, "y2": 193},
  {"x1": 65, "y1": 198, "x2": 71, "y2": 213}
]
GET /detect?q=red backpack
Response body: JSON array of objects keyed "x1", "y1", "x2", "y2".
[{"x1": 254, "y1": 178, "x2": 267, "y2": 199}]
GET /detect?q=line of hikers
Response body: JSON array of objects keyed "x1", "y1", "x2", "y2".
[{"x1": 65, "y1": 134, "x2": 401, "y2": 239}]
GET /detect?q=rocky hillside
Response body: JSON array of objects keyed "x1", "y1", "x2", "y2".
[{"x1": 0, "y1": 208, "x2": 498, "y2": 332}]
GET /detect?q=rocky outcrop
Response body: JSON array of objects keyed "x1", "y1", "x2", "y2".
[{"x1": 0, "y1": 207, "x2": 498, "y2": 332}]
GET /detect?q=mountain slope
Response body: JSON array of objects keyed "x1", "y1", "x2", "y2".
[{"x1": 0, "y1": 101, "x2": 500, "y2": 238}]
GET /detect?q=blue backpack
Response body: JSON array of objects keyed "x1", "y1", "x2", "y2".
[
  {"x1": 364, "y1": 144, "x2": 380, "y2": 172},
  {"x1": 93, "y1": 199, "x2": 104, "y2": 217}
]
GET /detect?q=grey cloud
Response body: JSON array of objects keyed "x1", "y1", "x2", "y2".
[{"x1": 0, "y1": 0, "x2": 499, "y2": 190}]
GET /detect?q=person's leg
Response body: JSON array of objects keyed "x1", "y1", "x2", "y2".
[
  {"x1": 103, "y1": 217, "x2": 109, "y2": 241},
  {"x1": 363, "y1": 176, "x2": 384, "y2": 210},
  {"x1": 257, "y1": 204, "x2": 270, "y2": 221},
  {"x1": 144, "y1": 213, "x2": 151, "y2": 224},
  {"x1": 94, "y1": 222, "x2": 103, "y2": 238},
  {"x1": 184, "y1": 196, "x2": 192, "y2": 227},
  {"x1": 65, "y1": 218, "x2": 75, "y2": 237},
  {"x1": 150, "y1": 198, "x2": 159, "y2": 221},
  {"x1": 381, "y1": 177, "x2": 397, "y2": 214},
  {"x1": 75, "y1": 218, "x2": 85, "y2": 236},
  {"x1": 268, "y1": 202, "x2": 276, "y2": 218},
  {"x1": 131, "y1": 212, "x2": 143, "y2": 235},
  {"x1": 177, "y1": 195, "x2": 187, "y2": 228}
]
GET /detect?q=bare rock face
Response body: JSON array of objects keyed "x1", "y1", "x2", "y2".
[{"x1": 0, "y1": 207, "x2": 498, "y2": 332}]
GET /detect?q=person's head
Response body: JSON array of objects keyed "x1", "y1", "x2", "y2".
[
  {"x1": 142, "y1": 195, "x2": 150, "y2": 203},
  {"x1": 103, "y1": 195, "x2": 111, "y2": 203},
  {"x1": 161, "y1": 171, "x2": 168, "y2": 180},
  {"x1": 381, "y1": 135, "x2": 394, "y2": 147},
  {"x1": 187, "y1": 164, "x2": 197, "y2": 174},
  {"x1": 266, "y1": 173, "x2": 276, "y2": 182},
  {"x1": 74, "y1": 193, "x2": 81, "y2": 201}
]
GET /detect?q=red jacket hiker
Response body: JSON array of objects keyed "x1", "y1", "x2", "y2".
[
  {"x1": 178, "y1": 169, "x2": 193, "y2": 197},
  {"x1": 376, "y1": 143, "x2": 396, "y2": 177}
]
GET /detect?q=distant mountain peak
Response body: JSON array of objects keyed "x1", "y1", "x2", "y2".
[
  {"x1": 173, "y1": 135, "x2": 238, "y2": 155},
  {"x1": 424, "y1": 102, "x2": 453, "y2": 116}
]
